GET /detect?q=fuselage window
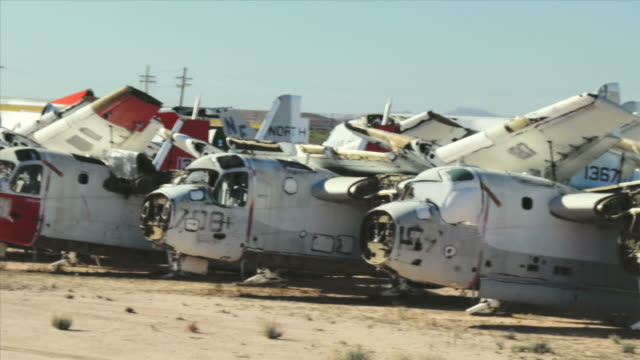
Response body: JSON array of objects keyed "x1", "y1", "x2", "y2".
[
  {"x1": 184, "y1": 169, "x2": 219, "y2": 187},
  {"x1": 212, "y1": 172, "x2": 248, "y2": 207},
  {"x1": 447, "y1": 168, "x2": 474, "y2": 182},
  {"x1": 0, "y1": 160, "x2": 15, "y2": 180},
  {"x1": 10, "y1": 164, "x2": 43, "y2": 196},
  {"x1": 78, "y1": 172, "x2": 89, "y2": 185},
  {"x1": 217, "y1": 155, "x2": 245, "y2": 170},
  {"x1": 522, "y1": 197, "x2": 533, "y2": 210}
]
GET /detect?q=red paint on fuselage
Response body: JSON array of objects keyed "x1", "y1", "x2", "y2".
[{"x1": 0, "y1": 193, "x2": 41, "y2": 246}]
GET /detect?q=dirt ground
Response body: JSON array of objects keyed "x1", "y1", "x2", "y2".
[{"x1": 0, "y1": 253, "x2": 638, "y2": 360}]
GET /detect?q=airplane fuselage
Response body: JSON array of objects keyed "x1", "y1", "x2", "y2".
[
  {"x1": 362, "y1": 166, "x2": 640, "y2": 316},
  {"x1": 142, "y1": 153, "x2": 375, "y2": 274},
  {"x1": 0, "y1": 147, "x2": 160, "y2": 259}
]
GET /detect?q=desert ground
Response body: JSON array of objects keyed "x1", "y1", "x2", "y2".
[{"x1": 0, "y1": 251, "x2": 638, "y2": 360}]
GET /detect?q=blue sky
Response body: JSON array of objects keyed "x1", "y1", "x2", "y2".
[{"x1": 1, "y1": 1, "x2": 638, "y2": 116}]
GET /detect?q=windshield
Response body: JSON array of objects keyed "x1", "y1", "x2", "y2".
[
  {"x1": 10, "y1": 164, "x2": 43, "y2": 196},
  {"x1": 183, "y1": 169, "x2": 219, "y2": 187},
  {"x1": 212, "y1": 172, "x2": 248, "y2": 207},
  {"x1": 0, "y1": 160, "x2": 15, "y2": 180}
]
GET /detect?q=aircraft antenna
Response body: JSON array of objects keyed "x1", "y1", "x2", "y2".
[
  {"x1": 619, "y1": 151, "x2": 626, "y2": 184},
  {"x1": 176, "y1": 67, "x2": 193, "y2": 107},
  {"x1": 138, "y1": 65, "x2": 156, "y2": 93},
  {"x1": 547, "y1": 140, "x2": 557, "y2": 182}
]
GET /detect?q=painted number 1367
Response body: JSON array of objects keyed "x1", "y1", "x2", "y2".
[{"x1": 583, "y1": 166, "x2": 620, "y2": 183}]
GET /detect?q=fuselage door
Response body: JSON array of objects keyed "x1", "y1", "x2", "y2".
[
  {"x1": 0, "y1": 163, "x2": 44, "y2": 246},
  {"x1": 195, "y1": 171, "x2": 250, "y2": 261}
]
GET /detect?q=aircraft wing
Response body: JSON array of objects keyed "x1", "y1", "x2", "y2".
[
  {"x1": 32, "y1": 86, "x2": 162, "y2": 159},
  {"x1": 344, "y1": 111, "x2": 474, "y2": 150},
  {"x1": 398, "y1": 111, "x2": 475, "y2": 145},
  {"x1": 433, "y1": 93, "x2": 639, "y2": 182}
]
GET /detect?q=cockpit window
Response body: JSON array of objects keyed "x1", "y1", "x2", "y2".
[
  {"x1": 217, "y1": 155, "x2": 245, "y2": 170},
  {"x1": 447, "y1": 168, "x2": 474, "y2": 182},
  {"x1": 212, "y1": 172, "x2": 248, "y2": 207},
  {"x1": 10, "y1": 164, "x2": 43, "y2": 196},
  {"x1": 0, "y1": 160, "x2": 15, "y2": 180},
  {"x1": 278, "y1": 159, "x2": 313, "y2": 172},
  {"x1": 15, "y1": 149, "x2": 41, "y2": 162},
  {"x1": 184, "y1": 169, "x2": 219, "y2": 187},
  {"x1": 401, "y1": 183, "x2": 415, "y2": 200}
]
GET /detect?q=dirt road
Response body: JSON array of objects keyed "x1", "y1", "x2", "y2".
[{"x1": 0, "y1": 259, "x2": 638, "y2": 360}]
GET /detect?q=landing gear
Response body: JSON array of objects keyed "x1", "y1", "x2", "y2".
[
  {"x1": 163, "y1": 251, "x2": 208, "y2": 277},
  {"x1": 48, "y1": 251, "x2": 78, "y2": 271},
  {"x1": 465, "y1": 298, "x2": 501, "y2": 315},
  {"x1": 241, "y1": 268, "x2": 285, "y2": 285},
  {"x1": 381, "y1": 276, "x2": 419, "y2": 297}
]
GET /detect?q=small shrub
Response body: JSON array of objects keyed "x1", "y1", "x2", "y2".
[
  {"x1": 125, "y1": 307, "x2": 136, "y2": 314},
  {"x1": 608, "y1": 334, "x2": 621, "y2": 344},
  {"x1": 188, "y1": 321, "x2": 200, "y2": 333},
  {"x1": 51, "y1": 315, "x2": 72, "y2": 330},
  {"x1": 503, "y1": 331, "x2": 517, "y2": 340},
  {"x1": 263, "y1": 322, "x2": 283, "y2": 339},
  {"x1": 337, "y1": 347, "x2": 371, "y2": 360},
  {"x1": 397, "y1": 307, "x2": 411, "y2": 320},
  {"x1": 495, "y1": 340, "x2": 504, "y2": 350},
  {"x1": 511, "y1": 341, "x2": 553, "y2": 354},
  {"x1": 622, "y1": 343, "x2": 636, "y2": 354},
  {"x1": 65, "y1": 294, "x2": 74, "y2": 299}
]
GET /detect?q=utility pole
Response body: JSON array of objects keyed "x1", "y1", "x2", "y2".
[
  {"x1": 176, "y1": 67, "x2": 192, "y2": 107},
  {"x1": 138, "y1": 65, "x2": 156, "y2": 93}
]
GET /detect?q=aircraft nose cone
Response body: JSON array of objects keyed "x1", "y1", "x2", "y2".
[
  {"x1": 140, "y1": 193, "x2": 172, "y2": 244},
  {"x1": 361, "y1": 210, "x2": 396, "y2": 265}
]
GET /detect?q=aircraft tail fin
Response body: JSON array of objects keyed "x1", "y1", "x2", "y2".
[
  {"x1": 597, "y1": 83, "x2": 621, "y2": 104},
  {"x1": 255, "y1": 95, "x2": 309, "y2": 143},
  {"x1": 221, "y1": 109, "x2": 257, "y2": 140}
]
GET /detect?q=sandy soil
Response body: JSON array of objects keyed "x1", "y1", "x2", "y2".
[{"x1": 0, "y1": 255, "x2": 638, "y2": 360}]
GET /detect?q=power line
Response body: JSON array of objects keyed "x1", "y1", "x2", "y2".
[
  {"x1": 176, "y1": 66, "x2": 192, "y2": 107},
  {"x1": 138, "y1": 65, "x2": 156, "y2": 93}
]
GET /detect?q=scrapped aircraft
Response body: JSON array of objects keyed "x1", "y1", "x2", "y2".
[
  {"x1": 325, "y1": 83, "x2": 640, "y2": 189},
  {"x1": 360, "y1": 165, "x2": 640, "y2": 322},
  {"x1": 141, "y1": 153, "x2": 387, "y2": 275},
  {"x1": 0, "y1": 86, "x2": 171, "y2": 262},
  {"x1": 0, "y1": 146, "x2": 170, "y2": 261},
  {"x1": 140, "y1": 87, "x2": 638, "y2": 279}
]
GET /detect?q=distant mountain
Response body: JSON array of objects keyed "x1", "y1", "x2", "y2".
[{"x1": 444, "y1": 107, "x2": 503, "y2": 117}]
